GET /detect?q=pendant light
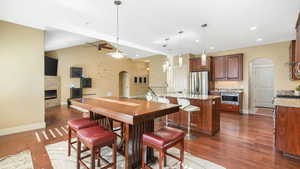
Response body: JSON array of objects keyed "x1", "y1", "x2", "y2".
[
  {"x1": 162, "y1": 38, "x2": 170, "y2": 72},
  {"x1": 201, "y1": 24, "x2": 207, "y2": 66},
  {"x1": 178, "y1": 30, "x2": 184, "y2": 67},
  {"x1": 107, "y1": 0, "x2": 124, "y2": 59},
  {"x1": 178, "y1": 55, "x2": 183, "y2": 67}
]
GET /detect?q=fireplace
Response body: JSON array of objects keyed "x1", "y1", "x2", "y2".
[{"x1": 45, "y1": 90, "x2": 57, "y2": 100}]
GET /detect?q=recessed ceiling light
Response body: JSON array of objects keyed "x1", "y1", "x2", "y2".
[
  {"x1": 250, "y1": 26, "x2": 257, "y2": 31},
  {"x1": 256, "y1": 38, "x2": 263, "y2": 42},
  {"x1": 209, "y1": 46, "x2": 215, "y2": 50},
  {"x1": 195, "y1": 40, "x2": 200, "y2": 43},
  {"x1": 136, "y1": 54, "x2": 139, "y2": 57}
]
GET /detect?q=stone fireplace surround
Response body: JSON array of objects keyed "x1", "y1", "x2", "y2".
[{"x1": 45, "y1": 76, "x2": 61, "y2": 108}]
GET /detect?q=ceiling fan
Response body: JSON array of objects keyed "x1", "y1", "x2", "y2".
[{"x1": 84, "y1": 42, "x2": 114, "y2": 51}]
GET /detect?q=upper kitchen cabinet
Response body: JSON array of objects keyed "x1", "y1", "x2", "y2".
[
  {"x1": 292, "y1": 13, "x2": 300, "y2": 80},
  {"x1": 289, "y1": 13, "x2": 300, "y2": 80},
  {"x1": 189, "y1": 56, "x2": 211, "y2": 72},
  {"x1": 212, "y1": 56, "x2": 227, "y2": 80},
  {"x1": 212, "y1": 54, "x2": 243, "y2": 81}
]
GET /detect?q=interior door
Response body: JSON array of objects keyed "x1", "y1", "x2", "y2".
[{"x1": 253, "y1": 65, "x2": 274, "y2": 108}]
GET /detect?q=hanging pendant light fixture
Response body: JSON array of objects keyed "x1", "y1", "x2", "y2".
[
  {"x1": 162, "y1": 38, "x2": 170, "y2": 72},
  {"x1": 201, "y1": 24, "x2": 208, "y2": 66},
  {"x1": 178, "y1": 30, "x2": 184, "y2": 67},
  {"x1": 178, "y1": 55, "x2": 183, "y2": 67},
  {"x1": 107, "y1": 0, "x2": 124, "y2": 59}
]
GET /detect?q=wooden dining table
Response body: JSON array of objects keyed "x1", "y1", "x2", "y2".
[{"x1": 70, "y1": 97, "x2": 180, "y2": 169}]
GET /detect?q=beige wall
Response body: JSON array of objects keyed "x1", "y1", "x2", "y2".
[
  {"x1": 46, "y1": 45, "x2": 149, "y2": 103},
  {"x1": 139, "y1": 55, "x2": 167, "y2": 87},
  {"x1": 209, "y1": 41, "x2": 300, "y2": 113},
  {"x1": 0, "y1": 21, "x2": 45, "y2": 130}
]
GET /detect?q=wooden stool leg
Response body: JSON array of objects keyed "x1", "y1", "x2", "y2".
[
  {"x1": 97, "y1": 147, "x2": 101, "y2": 167},
  {"x1": 159, "y1": 150, "x2": 165, "y2": 169},
  {"x1": 91, "y1": 147, "x2": 96, "y2": 169},
  {"x1": 68, "y1": 127, "x2": 72, "y2": 156},
  {"x1": 77, "y1": 140, "x2": 81, "y2": 169},
  {"x1": 112, "y1": 142, "x2": 117, "y2": 169},
  {"x1": 141, "y1": 144, "x2": 146, "y2": 169},
  {"x1": 164, "y1": 154, "x2": 167, "y2": 167},
  {"x1": 180, "y1": 139, "x2": 184, "y2": 169}
]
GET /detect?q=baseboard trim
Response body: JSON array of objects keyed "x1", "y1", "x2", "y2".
[
  {"x1": 242, "y1": 109, "x2": 249, "y2": 114},
  {"x1": 61, "y1": 102, "x2": 67, "y2": 105},
  {"x1": 0, "y1": 122, "x2": 46, "y2": 136}
]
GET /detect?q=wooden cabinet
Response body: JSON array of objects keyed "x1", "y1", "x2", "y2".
[
  {"x1": 292, "y1": 14, "x2": 300, "y2": 80},
  {"x1": 227, "y1": 55, "x2": 243, "y2": 80},
  {"x1": 212, "y1": 54, "x2": 243, "y2": 81},
  {"x1": 295, "y1": 13, "x2": 300, "y2": 64},
  {"x1": 189, "y1": 57, "x2": 211, "y2": 72},
  {"x1": 212, "y1": 56, "x2": 227, "y2": 80},
  {"x1": 166, "y1": 97, "x2": 220, "y2": 136},
  {"x1": 275, "y1": 106, "x2": 300, "y2": 157},
  {"x1": 289, "y1": 41, "x2": 300, "y2": 80}
]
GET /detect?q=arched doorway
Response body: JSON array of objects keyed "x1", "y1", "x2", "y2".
[
  {"x1": 119, "y1": 71, "x2": 130, "y2": 97},
  {"x1": 249, "y1": 58, "x2": 274, "y2": 116}
]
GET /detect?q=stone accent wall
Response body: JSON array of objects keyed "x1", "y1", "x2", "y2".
[{"x1": 45, "y1": 76, "x2": 61, "y2": 108}]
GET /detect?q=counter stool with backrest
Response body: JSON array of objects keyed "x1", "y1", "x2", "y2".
[
  {"x1": 67, "y1": 118, "x2": 98, "y2": 156},
  {"x1": 141, "y1": 127, "x2": 185, "y2": 169},
  {"x1": 176, "y1": 98, "x2": 200, "y2": 138},
  {"x1": 77, "y1": 126, "x2": 117, "y2": 169}
]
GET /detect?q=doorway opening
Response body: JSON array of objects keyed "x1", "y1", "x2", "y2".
[
  {"x1": 119, "y1": 71, "x2": 130, "y2": 97},
  {"x1": 249, "y1": 58, "x2": 274, "y2": 116}
]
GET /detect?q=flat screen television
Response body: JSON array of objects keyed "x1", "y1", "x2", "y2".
[
  {"x1": 45, "y1": 56, "x2": 58, "y2": 76},
  {"x1": 70, "y1": 67, "x2": 82, "y2": 78},
  {"x1": 81, "y1": 78, "x2": 92, "y2": 88}
]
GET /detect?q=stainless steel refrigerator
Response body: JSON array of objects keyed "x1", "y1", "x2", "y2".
[{"x1": 189, "y1": 71, "x2": 208, "y2": 95}]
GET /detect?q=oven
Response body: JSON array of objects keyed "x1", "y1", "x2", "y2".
[{"x1": 221, "y1": 92, "x2": 239, "y2": 105}]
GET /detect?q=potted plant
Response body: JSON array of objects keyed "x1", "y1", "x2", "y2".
[{"x1": 295, "y1": 86, "x2": 300, "y2": 96}]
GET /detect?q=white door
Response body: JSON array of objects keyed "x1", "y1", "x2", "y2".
[{"x1": 253, "y1": 65, "x2": 274, "y2": 108}]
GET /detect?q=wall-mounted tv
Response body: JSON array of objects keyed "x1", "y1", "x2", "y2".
[
  {"x1": 45, "y1": 56, "x2": 58, "y2": 76},
  {"x1": 70, "y1": 67, "x2": 82, "y2": 78},
  {"x1": 81, "y1": 78, "x2": 92, "y2": 88}
]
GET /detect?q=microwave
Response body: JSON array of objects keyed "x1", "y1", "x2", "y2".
[{"x1": 221, "y1": 93, "x2": 240, "y2": 105}]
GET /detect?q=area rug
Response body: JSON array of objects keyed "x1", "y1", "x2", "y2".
[
  {"x1": 0, "y1": 151, "x2": 34, "y2": 169},
  {"x1": 46, "y1": 141, "x2": 225, "y2": 169}
]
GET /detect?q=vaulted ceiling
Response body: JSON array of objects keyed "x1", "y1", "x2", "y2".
[{"x1": 1, "y1": 0, "x2": 299, "y2": 58}]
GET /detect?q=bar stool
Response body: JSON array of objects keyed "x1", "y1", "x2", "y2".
[
  {"x1": 142, "y1": 127, "x2": 185, "y2": 169},
  {"x1": 67, "y1": 118, "x2": 98, "y2": 156},
  {"x1": 176, "y1": 98, "x2": 200, "y2": 138},
  {"x1": 77, "y1": 126, "x2": 117, "y2": 169}
]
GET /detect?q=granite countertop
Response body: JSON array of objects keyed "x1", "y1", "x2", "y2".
[
  {"x1": 274, "y1": 97, "x2": 300, "y2": 108},
  {"x1": 159, "y1": 93, "x2": 220, "y2": 100},
  {"x1": 210, "y1": 89, "x2": 244, "y2": 93}
]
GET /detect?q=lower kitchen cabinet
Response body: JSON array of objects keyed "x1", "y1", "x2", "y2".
[{"x1": 275, "y1": 106, "x2": 300, "y2": 157}]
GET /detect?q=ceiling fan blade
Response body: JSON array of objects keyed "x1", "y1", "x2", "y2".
[{"x1": 101, "y1": 46, "x2": 114, "y2": 50}]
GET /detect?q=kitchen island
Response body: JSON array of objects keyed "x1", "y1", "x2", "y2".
[{"x1": 160, "y1": 93, "x2": 221, "y2": 136}]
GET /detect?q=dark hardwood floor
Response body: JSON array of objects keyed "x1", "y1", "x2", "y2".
[{"x1": 0, "y1": 106, "x2": 300, "y2": 169}]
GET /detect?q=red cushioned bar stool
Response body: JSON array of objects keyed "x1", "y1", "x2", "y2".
[
  {"x1": 77, "y1": 126, "x2": 117, "y2": 169},
  {"x1": 67, "y1": 118, "x2": 98, "y2": 156},
  {"x1": 142, "y1": 127, "x2": 185, "y2": 169}
]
